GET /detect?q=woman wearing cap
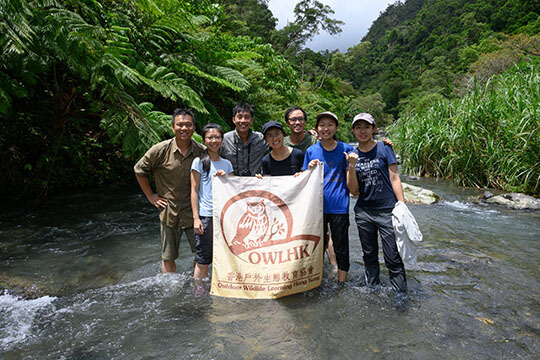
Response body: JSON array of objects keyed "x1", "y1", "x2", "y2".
[
  {"x1": 345, "y1": 113, "x2": 407, "y2": 294},
  {"x1": 303, "y1": 112, "x2": 354, "y2": 283},
  {"x1": 257, "y1": 121, "x2": 304, "y2": 176}
]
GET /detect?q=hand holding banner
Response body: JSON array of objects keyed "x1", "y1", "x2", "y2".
[{"x1": 211, "y1": 165, "x2": 324, "y2": 299}]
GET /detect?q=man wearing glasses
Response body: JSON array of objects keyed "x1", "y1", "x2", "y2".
[
  {"x1": 221, "y1": 102, "x2": 268, "y2": 176},
  {"x1": 283, "y1": 106, "x2": 318, "y2": 153},
  {"x1": 282, "y1": 106, "x2": 339, "y2": 274}
]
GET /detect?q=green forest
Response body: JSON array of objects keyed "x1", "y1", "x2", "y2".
[{"x1": 1, "y1": 0, "x2": 539, "y2": 200}]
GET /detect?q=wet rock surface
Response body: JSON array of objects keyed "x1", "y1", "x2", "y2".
[
  {"x1": 0, "y1": 275, "x2": 56, "y2": 300},
  {"x1": 402, "y1": 182, "x2": 440, "y2": 204},
  {"x1": 482, "y1": 192, "x2": 540, "y2": 210}
]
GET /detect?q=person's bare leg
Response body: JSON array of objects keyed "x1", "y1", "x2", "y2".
[
  {"x1": 338, "y1": 270, "x2": 347, "y2": 283},
  {"x1": 193, "y1": 263, "x2": 209, "y2": 279},
  {"x1": 162, "y1": 259, "x2": 176, "y2": 273},
  {"x1": 326, "y1": 234, "x2": 337, "y2": 266}
]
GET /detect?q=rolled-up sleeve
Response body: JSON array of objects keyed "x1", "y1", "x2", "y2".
[{"x1": 134, "y1": 146, "x2": 158, "y2": 177}]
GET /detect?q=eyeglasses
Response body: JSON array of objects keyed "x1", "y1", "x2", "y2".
[
  {"x1": 288, "y1": 117, "x2": 305, "y2": 123},
  {"x1": 205, "y1": 136, "x2": 222, "y2": 140},
  {"x1": 265, "y1": 132, "x2": 283, "y2": 139}
]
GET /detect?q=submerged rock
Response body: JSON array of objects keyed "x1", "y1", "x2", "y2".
[
  {"x1": 0, "y1": 275, "x2": 55, "y2": 300},
  {"x1": 484, "y1": 193, "x2": 540, "y2": 210},
  {"x1": 402, "y1": 182, "x2": 440, "y2": 204}
]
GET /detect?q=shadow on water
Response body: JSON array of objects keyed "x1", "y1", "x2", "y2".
[{"x1": 1, "y1": 181, "x2": 539, "y2": 359}]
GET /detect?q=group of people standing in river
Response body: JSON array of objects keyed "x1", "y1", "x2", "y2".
[{"x1": 134, "y1": 103, "x2": 408, "y2": 295}]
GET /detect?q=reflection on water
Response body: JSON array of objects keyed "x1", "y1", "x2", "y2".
[{"x1": 1, "y1": 180, "x2": 539, "y2": 359}]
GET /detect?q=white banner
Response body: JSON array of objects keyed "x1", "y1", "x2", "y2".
[{"x1": 211, "y1": 165, "x2": 324, "y2": 299}]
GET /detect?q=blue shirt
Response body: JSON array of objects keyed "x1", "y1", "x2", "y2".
[
  {"x1": 353, "y1": 142, "x2": 398, "y2": 210},
  {"x1": 303, "y1": 141, "x2": 354, "y2": 214},
  {"x1": 191, "y1": 156, "x2": 233, "y2": 217}
]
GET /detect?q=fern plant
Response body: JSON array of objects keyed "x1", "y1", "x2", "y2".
[{"x1": 0, "y1": 0, "x2": 298, "y2": 198}]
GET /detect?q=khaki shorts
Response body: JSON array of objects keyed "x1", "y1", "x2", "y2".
[{"x1": 160, "y1": 222, "x2": 196, "y2": 261}]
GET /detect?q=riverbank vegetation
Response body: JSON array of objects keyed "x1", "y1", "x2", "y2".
[
  {"x1": 1, "y1": 0, "x2": 539, "y2": 199},
  {"x1": 389, "y1": 60, "x2": 539, "y2": 195}
]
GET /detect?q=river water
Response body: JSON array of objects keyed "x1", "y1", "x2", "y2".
[{"x1": 1, "y1": 179, "x2": 539, "y2": 359}]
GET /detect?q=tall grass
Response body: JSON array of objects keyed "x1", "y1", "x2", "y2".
[{"x1": 388, "y1": 60, "x2": 540, "y2": 196}]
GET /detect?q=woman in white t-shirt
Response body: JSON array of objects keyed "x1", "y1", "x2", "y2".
[{"x1": 190, "y1": 124, "x2": 233, "y2": 281}]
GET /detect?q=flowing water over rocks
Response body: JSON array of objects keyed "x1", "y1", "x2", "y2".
[{"x1": 1, "y1": 179, "x2": 539, "y2": 359}]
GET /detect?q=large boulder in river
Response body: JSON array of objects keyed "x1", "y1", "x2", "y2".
[
  {"x1": 484, "y1": 193, "x2": 540, "y2": 210},
  {"x1": 402, "y1": 182, "x2": 440, "y2": 204}
]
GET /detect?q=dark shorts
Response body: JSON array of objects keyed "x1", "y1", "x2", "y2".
[
  {"x1": 195, "y1": 216, "x2": 214, "y2": 265},
  {"x1": 323, "y1": 213, "x2": 350, "y2": 272}
]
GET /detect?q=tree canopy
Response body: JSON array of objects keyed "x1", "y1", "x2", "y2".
[
  {"x1": 0, "y1": 0, "x2": 296, "y2": 198},
  {"x1": 333, "y1": 0, "x2": 540, "y2": 116}
]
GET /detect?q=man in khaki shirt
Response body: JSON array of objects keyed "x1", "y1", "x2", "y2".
[{"x1": 134, "y1": 108, "x2": 205, "y2": 273}]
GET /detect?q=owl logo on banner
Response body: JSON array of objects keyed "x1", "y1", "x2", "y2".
[
  {"x1": 220, "y1": 190, "x2": 320, "y2": 265},
  {"x1": 232, "y1": 200, "x2": 285, "y2": 249}
]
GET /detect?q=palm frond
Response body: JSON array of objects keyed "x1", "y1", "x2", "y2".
[{"x1": 210, "y1": 65, "x2": 250, "y2": 90}]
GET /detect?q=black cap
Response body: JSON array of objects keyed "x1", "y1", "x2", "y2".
[{"x1": 261, "y1": 121, "x2": 284, "y2": 136}]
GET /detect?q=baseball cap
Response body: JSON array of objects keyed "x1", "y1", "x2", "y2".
[
  {"x1": 261, "y1": 121, "x2": 284, "y2": 136},
  {"x1": 352, "y1": 113, "x2": 376, "y2": 127},
  {"x1": 315, "y1": 111, "x2": 339, "y2": 126}
]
